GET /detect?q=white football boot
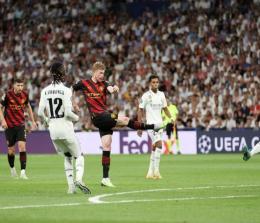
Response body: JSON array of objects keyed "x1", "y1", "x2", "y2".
[
  {"x1": 10, "y1": 167, "x2": 18, "y2": 178},
  {"x1": 101, "y1": 178, "x2": 115, "y2": 187},
  {"x1": 20, "y1": 169, "x2": 28, "y2": 180}
]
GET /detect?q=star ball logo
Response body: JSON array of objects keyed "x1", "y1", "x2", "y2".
[{"x1": 198, "y1": 135, "x2": 212, "y2": 154}]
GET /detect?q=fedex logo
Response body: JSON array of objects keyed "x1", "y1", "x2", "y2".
[{"x1": 119, "y1": 131, "x2": 152, "y2": 154}]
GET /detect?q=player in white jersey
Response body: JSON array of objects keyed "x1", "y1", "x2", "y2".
[
  {"x1": 38, "y1": 62, "x2": 90, "y2": 194},
  {"x1": 242, "y1": 142, "x2": 260, "y2": 161},
  {"x1": 138, "y1": 75, "x2": 173, "y2": 179}
]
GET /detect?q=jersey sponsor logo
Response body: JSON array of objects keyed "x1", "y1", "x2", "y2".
[
  {"x1": 99, "y1": 86, "x2": 104, "y2": 92},
  {"x1": 85, "y1": 92, "x2": 102, "y2": 98},
  {"x1": 9, "y1": 104, "x2": 26, "y2": 111}
]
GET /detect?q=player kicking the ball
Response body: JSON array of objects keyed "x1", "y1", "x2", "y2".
[
  {"x1": 242, "y1": 142, "x2": 260, "y2": 161},
  {"x1": 73, "y1": 62, "x2": 164, "y2": 187},
  {"x1": 137, "y1": 75, "x2": 174, "y2": 179},
  {"x1": 38, "y1": 61, "x2": 91, "y2": 194}
]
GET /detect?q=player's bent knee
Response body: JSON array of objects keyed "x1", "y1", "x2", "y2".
[
  {"x1": 8, "y1": 148, "x2": 15, "y2": 155},
  {"x1": 117, "y1": 116, "x2": 129, "y2": 126},
  {"x1": 155, "y1": 141, "x2": 162, "y2": 148}
]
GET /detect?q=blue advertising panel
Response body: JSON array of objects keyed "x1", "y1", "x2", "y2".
[{"x1": 197, "y1": 129, "x2": 260, "y2": 153}]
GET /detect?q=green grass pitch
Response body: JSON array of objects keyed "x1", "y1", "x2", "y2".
[{"x1": 0, "y1": 154, "x2": 259, "y2": 223}]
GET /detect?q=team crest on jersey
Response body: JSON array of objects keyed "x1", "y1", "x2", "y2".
[{"x1": 99, "y1": 86, "x2": 104, "y2": 92}]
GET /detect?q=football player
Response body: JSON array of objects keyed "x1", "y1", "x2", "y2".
[{"x1": 38, "y1": 61, "x2": 91, "y2": 194}]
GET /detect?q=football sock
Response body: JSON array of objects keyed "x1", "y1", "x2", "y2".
[
  {"x1": 64, "y1": 157, "x2": 74, "y2": 186},
  {"x1": 250, "y1": 142, "x2": 260, "y2": 156},
  {"x1": 148, "y1": 151, "x2": 155, "y2": 174},
  {"x1": 127, "y1": 119, "x2": 154, "y2": 130},
  {"x1": 19, "y1": 152, "x2": 27, "y2": 170},
  {"x1": 165, "y1": 139, "x2": 172, "y2": 154},
  {"x1": 102, "y1": 151, "x2": 110, "y2": 178},
  {"x1": 75, "y1": 155, "x2": 84, "y2": 182},
  {"x1": 154, "y1": 147, "x2": 162, "y2": 172},
  {"x1": 8, "y1": 154, "x2": 15, "y2": 168}
]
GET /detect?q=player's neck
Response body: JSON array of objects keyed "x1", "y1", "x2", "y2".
[
  {"x1": 91, "y1": 77, "x2": 98, "y2": 83},
  {"x1": 13, "y1": 89, "x2": 21, "y2": 95},
  {"x1": 151, "y1": 89, "x2": 157, "y2": 93}
]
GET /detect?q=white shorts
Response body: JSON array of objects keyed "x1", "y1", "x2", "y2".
[
  {"x1": 147, "y1": 129, "x2": 163, "y2": 145},
  {"x1": 52, "y1": 136, "x2": 81, "y2": 158}
]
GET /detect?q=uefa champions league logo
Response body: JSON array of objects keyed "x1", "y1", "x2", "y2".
[{"x1": 198, "y1": 135, "x2": 212, "y2": 154}]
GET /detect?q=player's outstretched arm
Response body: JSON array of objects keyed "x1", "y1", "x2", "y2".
[
  {"x1": 64, "y1": 89, "x2": 79, "y2": 122},
  {"x1": 38, "y1": 92, "x2": 49, "y2": 126},
  {"x1": 107, "y1": 85, "x2": 119, "y2": 94}
]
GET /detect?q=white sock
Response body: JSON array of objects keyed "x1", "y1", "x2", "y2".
[
  {"x1": 75, "y1": 155, "x2": 85, "y2": 183},
  {"x1": 154, "y1": 147, "x2": 162, "y2": 172},
  {"x1": 250, "y1": 142, "x2": 260, "y2": 156},
  {"x1": 148, "y1": 151, "x2": 155, "y2": 174},
  {"x1": 64, "y1": 157, "x2": 74, "y2": 187}
]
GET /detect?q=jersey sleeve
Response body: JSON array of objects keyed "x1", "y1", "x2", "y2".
[
  {"x1": 104, "y1": 81, "x2": 112, "y2": 94},
  {"x1": 63, "y1": 88, "x2": 79, "y2": 122},
  {"x1": 162, "y1": 92, "x2": 167, "y2": 108},
  {"x1": 72, "y1": 80, "x2": 84, "y2": 91},
  {"x1": 25, "y1": 92, "x2": 29, "y2": 105},
  {"x1": 1, "y1": 94, "x2": 8, "y2": 107},
  {"x1": 139, "y1": 94, "x2": 147, "y2": 109},
  {"x1": 104, "y1": 81, "x2": 112, "y2": 87},
  {"x1": 38, "y1": 91, "x2": 47, "y2": 119}
]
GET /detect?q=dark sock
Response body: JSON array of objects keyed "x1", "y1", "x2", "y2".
[
  {"x1": 102, "y1": 151, "x2": 110, "y2": 178},
  {"x1": 8, "y1": 154, "x2": 15, "y2": 168},
  {"x1": 127, "y1": 119, "x2": 154, "y2": 130},
  {"x1": 20, "y1": 152, "x2": 27, "y2": 170}
]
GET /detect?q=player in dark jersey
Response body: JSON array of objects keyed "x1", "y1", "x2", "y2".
[
  {"x1": 73, "y1": 62, "x2": 163, "y2": 187},
  {"x1": 0, "y1": 77, "x2": 37, "y2": 179}
]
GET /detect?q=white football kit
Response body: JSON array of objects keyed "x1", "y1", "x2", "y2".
[
  {"x1": 38, "y1": 82, "x2": 81, "y2": 157},
  {"x1": 139, "y1": 89, "x2": 167, "y2": 144}
]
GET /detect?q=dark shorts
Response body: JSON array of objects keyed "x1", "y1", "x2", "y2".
[
  {"x1": 166, "y1": 123, "x2": 178, "y2": 139},
  {"x1": 91, "y1": 112, "x2": 117, "y2": 137},
  {"x1": 5, "y1": 125, "x2": 26, "y2": 147}
]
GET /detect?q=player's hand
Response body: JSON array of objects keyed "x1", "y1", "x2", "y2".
[
  {"x1": 137, "y1": 130, "x2": 143, "y2": 137},
  {"x1": 73, "y1": 104, "x2": 80, "y2": 113},
  {"x1": 31, "y1": 121, "x2": 38, "y2": 130},
  {"x1": 113, "y1": 85, "x2": 119, "y2": 93},
  {"x1": 1, "y1": 119, "x2": 8, "y2": 129}
]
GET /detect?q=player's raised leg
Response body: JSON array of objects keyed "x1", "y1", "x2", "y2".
[
  {"x1": 116, "y1": 116, "x2": 164, "y2": 131},
  {"x1": 243, "y1": 142, "x2": 260, "y2": 161}
]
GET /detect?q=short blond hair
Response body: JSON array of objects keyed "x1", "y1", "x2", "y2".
[{"x1": 92, "y1": 62, "x2": 105, "y2": 73}]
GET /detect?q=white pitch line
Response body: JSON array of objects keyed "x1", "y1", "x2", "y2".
[
  {"x1": 0, "y1": 184, "x2": 259, "y2": 210},
  {"x1": 95, "y1": 195, "x2": 258, "y2": 204},
  {"x1": 88, "y1": 184, "x2": 260, "y2": 204},
  {"x1": 0, "y1": 202, "x2": 85, "y2": 210}
]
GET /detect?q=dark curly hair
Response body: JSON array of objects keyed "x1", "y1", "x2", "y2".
[{"x1": 50, "y1": 62, "x2": 65, "y2": 84}]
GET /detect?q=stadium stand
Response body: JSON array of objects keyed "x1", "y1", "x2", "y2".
[{"x1": 0, "y1": 0, "x2": 259, "y2": 131}]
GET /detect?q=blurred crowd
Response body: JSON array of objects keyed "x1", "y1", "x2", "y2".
[{"x1": 0, "y1": 0, "x2": 259, "y2": 131}]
